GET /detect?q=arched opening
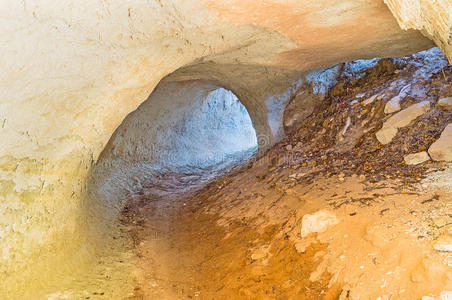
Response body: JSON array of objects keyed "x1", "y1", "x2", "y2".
[{"x1": 90, "y1": 79, "x2": 258, "y2": 218}]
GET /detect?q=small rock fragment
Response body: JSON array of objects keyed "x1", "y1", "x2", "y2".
[
  {"x1": 341, "y1": 117, "x2": 351, "y2": 137},
  {"x1": 294, "y1": 241, "x2": 307, "y2": 253},
  {"x1": 363, "y1": 94, "x2": 378, "y2": 105},
  {"x1": 356, "y1": 92, "x2": 366, "y2": 98},
  {"x1": 301, "y1": 210, "x2": 339, "y2": 237},
  {"x1": 289, "y1": 172, "x2": 307, "y2": 179},
  {"x1": 429, "y1": 124, "x2": 452, "y2": 162},
  {"x1": 404, "y1": 151, "x2": 430, "y2": 165},
  {"x1": 437, "y1": 97, "x2": 452, "y2": 109},
  {"x1": 425, "y1": 291, "x2": 452, "y2": 300},
  {"x1": 384, "y1": 95, "x2": 403, "y2": 114},
  {"x1": 251, "y1": 249, "x2": 268, "y2": 260},
  {"x1": 433, "y1": 236, "x2": 452, "y2": 252}
]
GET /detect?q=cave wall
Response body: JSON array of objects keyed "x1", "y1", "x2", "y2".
[
  {"x1": 385, "y1": 0, "x2": 452, "y2": 63},
  {"x1": 90, "y1": 81, "x2": 258, "y2": 221},
  {"x1": 0, "y1": 0, "x2": 439, "y2": 296}
]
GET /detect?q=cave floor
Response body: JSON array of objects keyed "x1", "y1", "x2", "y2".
[
  {"x1": 121, "y1": 163, "x2": 451, "y2": 299},
  {"x1": 119, "y1": 55, "x2": 452, "y2": 299}
]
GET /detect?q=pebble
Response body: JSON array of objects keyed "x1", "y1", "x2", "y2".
[{"x1": 404, "y1": 151, "x2": 430, "y2": 165}]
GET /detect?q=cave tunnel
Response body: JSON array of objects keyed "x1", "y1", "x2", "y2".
[{"x1": 1, "y1": 1, "x2": 452, "y2": 299}]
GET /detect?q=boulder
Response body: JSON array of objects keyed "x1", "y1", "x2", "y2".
[
  {"x1": 437, "y1": 97, "x2": 452, "y2": 109},
  {"x1": 301, "y1": 210, "x2": 339, "y2": 237},
  {"x1": 429, "y1": 124, "x2": 452, "y2": 161},
  {"x1": 404, "y1": 151, "x2": 430, "y2": 165},
  {"x1": 376, "y1": 101, "x2": 430, "y2": 144}
]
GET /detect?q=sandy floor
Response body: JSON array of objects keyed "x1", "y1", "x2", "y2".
[{"x1": 119, "y1": 160, "x2": 451, "y2": 299}]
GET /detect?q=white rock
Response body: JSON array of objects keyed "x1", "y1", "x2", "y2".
[
  {"x1": 363, "y1": 94, "x2": 378, "y2": 105},
  {"x1": 341, "y1": 117, "x2": 351, "y2": 136},
  {"x1": 440, "y1": 291, "x2": 452, "y2": 300},
  {"x1": 437, "y1": 97, "x2": 452, "y2": 109},
  {"x1": 425, "y1": 291, "x2": 452, "y2": 300},
  {"x1": 384, "y1": 95, "x2": 403, "y2": 114},
  {"x1": 301, "y1": 210, "x2": 339, "y2": 237},
  {"x1": 404, "y1": 151, "x2": 430, "y2": 165},
  {"x1": 429, "y1": 124, "x2": 452, "y2": 162},
  {"x1": 376, "y1": 101, "x2": 430, "y2": 144},
  {"x1": 433, "y1": 236, "x2": 452, "y2": 252}
]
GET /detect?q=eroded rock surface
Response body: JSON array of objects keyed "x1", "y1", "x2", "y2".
[
  {"x1": 385, "y1": 0, "x2": 452, "y2": 62},
  {"x1": 0, "y1": 0, "x2": 447, "y2": 297}
]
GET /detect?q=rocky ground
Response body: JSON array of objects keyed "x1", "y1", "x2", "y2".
[
  {"x1": 115, "y1": 48, "x2": 452, "y2": 299},
  {"x1": 49, "y1": 48, "x2": 452, "y2": 299}
]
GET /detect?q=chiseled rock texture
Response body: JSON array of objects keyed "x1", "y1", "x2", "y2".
[
  {"x1": 0, "y1": 0, "x2": 441, "y2": 297},
  {"x1": 385, "y1": 0, "x2": 452, "y2": 63}
]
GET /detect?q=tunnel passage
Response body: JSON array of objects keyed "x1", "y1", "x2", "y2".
[{"x1": 89, "y1": 79, "x2": 259, "y2": 224}]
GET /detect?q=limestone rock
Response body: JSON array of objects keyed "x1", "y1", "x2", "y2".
[
  {"x1": 429, "y1": 124, "x2": 452, "y2": 162},
  {"x1": 404, "y1": 151, "x2": 430, "y2": 165},
  {"x1": 376, "y1": 101, "x2": 430, "y2": 144},
  {"x1": 376, "y1": 126, "x2": 398, "y2": 145},
  {"x1": 437, "y1": 97, "x2": 452, "y2": 109},
  {"x1": 301, "y1": 210, "x2": 339, "y2": 237},
  {"x1": 384, "y1": 94, "x2": 404, "y2": 114}
]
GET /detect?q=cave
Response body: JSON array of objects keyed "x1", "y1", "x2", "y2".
[{"x1": 1, "y1": 1, "x2": 452, "y2": 299}]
